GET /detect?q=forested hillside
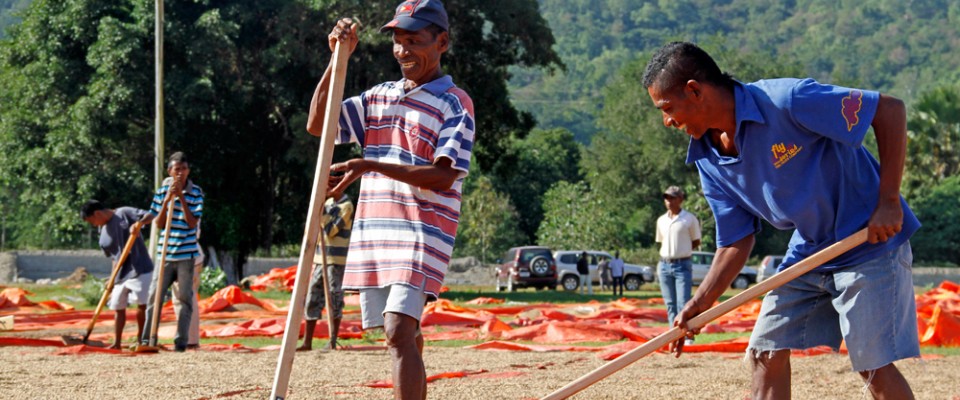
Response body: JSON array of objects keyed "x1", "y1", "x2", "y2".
[
  {"x1": 0, "y1": 0, "x2": 29, "y2": 38},
  {"x1": 510, "y1": 0, "x2": 960, "y2": 142}
]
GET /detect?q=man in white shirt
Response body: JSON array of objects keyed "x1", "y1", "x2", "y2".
[{"x1": 655, "y1": 186, "x2": 701, "y2": 341}]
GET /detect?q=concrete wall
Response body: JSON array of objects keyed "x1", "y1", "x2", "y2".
[
  {"x1": 0, "y1": 250, "x2": 297, "y2": 283},
  {"x1": 2, "y1": 250, "x2": 958, "y2": 287}
]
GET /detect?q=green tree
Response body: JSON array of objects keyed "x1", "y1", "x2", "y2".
[
  {"x1": 454, "y1": 174, "x2": 525, "y2": 263},
  {"x1": 537, "y1": 180, "x2": 621, "y2": 250},
  {"x1": 911, "y1": 175, "x2": 960, "y2": 265},
  {"x1": 904, "y1": 86, "x2": 960, "y2": 201},
  {"x1": 0, "y1": 0, "x2": 561, "y2": 270},
  {"x1": 491, "y1": 127, "x2": 583, "y2": 243}
]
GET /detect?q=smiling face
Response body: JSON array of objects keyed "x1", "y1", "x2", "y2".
[
  {"x1": 647, "y1": 81, "x2": 711, "y2": 140},
  {"x1": 392, "y1": 27, "x2": 448, "y2": 86}
]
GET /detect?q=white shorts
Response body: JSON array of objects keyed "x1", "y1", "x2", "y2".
[
  {"x1": 107, "y1": 272, "x2": 152, "y2": 310},
  {"x1": 359, "y1": 283, "x2": 428, "y2": 329}
]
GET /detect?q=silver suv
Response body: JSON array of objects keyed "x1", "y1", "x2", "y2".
[
  {"x1": 689, "y1": 251, "x2": 758, "y2": 289},
  {"x1": 554, "y1": 250, "x2": 654, "y2": 292}
]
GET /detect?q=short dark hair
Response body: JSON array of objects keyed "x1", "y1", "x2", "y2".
[
  {"x1": 80, "y1": 200, "x2": 107, "y2": 219},
  {"x1": 642, "y1": 41, "x2": 735, "y2": 93},
  {"x1": 168, "y1": 151, "x2": 189, "y2": 167}
]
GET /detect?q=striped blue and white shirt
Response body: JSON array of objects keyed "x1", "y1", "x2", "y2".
[{"x1": 149, "y1": 178, "x2": 204, "y2": 261}]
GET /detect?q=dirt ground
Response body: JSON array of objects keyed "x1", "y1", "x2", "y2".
[{"x1": 1, "y1": 344, "x2": 957, "y2": 400}]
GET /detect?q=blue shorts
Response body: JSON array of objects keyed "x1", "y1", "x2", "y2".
[
  {"x1": 359, "y1": 283, "x2": 428, "y2": 329},
  {"x1": 747, "y1": 241, "x2": 919, "y2": 372}
]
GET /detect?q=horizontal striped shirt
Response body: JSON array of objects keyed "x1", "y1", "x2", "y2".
[
  {"x1": 149, "y1": 178, "x2": 204, "y2": 261},
  {"x1": 313, "y1": 195, "x2": 354, "y2": 266},
  {"x1": 337, "y1": 75, "x2": 475, "y2": 299}
]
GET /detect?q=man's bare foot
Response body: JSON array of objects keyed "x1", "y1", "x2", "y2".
[
  {"x1": 296, "y1": 344, "x2": 312, "y2": 352},
  {"x1": 108, "y1": 342, "x2": 122, "y2": 350}
]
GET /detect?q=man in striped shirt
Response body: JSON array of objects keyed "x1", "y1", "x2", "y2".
[
  {"x1": 306, "y1": 1, "x2": 474, "y2": 398},
  {"x1": 139, "y1": 151, "x2": 204, "y2": 352}
]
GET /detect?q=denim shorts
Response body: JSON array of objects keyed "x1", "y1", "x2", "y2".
[
  {"x1": 359, "y1": 283, "x2": 428, "y2": 329},
  {"x1": 747, "y1": 242, "x2": 919, "y2": 372}
]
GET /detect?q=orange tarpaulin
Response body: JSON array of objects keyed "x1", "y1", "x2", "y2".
[
  {"x1": 917, "y1": 281, "x2": 960, "y2": 346},
  {"x1": 198, "y1": 285, "x2": 279, "y2": 313},
  {"x1": 248, "y1": 266, "x2": 297, "y2": 291},
  {"x1": 0, "y1": 288, "x2": 73, "y2": 310}
]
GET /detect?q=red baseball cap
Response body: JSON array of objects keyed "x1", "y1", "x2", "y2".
[{"x1": 380, "y1": 0, "x2": 449, "y2": 33}]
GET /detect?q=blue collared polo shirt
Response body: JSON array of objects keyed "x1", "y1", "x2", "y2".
[{"x1": 688, "y1": 78, "x2": 920, "y2": 271}]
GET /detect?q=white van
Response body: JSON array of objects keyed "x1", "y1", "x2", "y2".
[{"x1": 554, "y1": 250, "x2": 654, "y2": 292}]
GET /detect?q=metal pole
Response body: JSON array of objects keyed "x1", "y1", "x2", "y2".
[{"x1": 149, "y1": 0, "x2": 164, "y2": 261}]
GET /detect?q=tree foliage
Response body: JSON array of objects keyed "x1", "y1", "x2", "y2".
[
  {"x1": 911, "y1": 175, "x2": 960, "y2": 265},
  {"x1": 904, "y1": 86, "x2": 960, "y2": 201},
  {"x1": 511, "y1": 0, "x2": 960, "y2": 143},
  {"x1": 0, "y1": 0, "x2": 561, "y2": 269},
  {"x1": 453, "y1": 174, "x2": 525, "y2": 263},
  {"x1": 490, "y1": 127, "x2": 583, "y2": 243},
  {"x1": 537, "y1": 180, "x2": 622, "y2": 251}
]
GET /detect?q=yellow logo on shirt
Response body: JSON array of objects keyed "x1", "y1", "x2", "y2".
[{"x1": 771, "y1": 142, "x2": 803, "y2": 169}]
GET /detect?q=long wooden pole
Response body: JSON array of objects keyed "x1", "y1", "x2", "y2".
[
  {"x1": 541, "y1": 228, "x2": 869, "y2": 400},
  {"x1": 149, "y1": 0, "x2": 165, "y2": 268},
  {"x1": 146, "y1": 198, "x2": 176, "y2": 347},
  {"x1": 271, "y1": 41, "x2": 349, "y2": 400}
]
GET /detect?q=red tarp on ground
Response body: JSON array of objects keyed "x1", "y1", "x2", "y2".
[
  {"x1": 917, "y1": 281, "x2": 960, "y2": 346},
  {"x1": 0, "y1": 288, "x2": 73, "y2": 310},
  {"x1": 4, "y1": 278, "x2": 959, "y2": 358}
]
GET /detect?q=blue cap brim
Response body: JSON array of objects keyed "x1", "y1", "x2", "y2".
[{"x1": 380, "y1": 16, "x2": 432, "y2": 33}]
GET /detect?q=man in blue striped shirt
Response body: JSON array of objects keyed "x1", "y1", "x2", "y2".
[{"x1": 140, "y1": 151, "x2": 204, "y2": 352}]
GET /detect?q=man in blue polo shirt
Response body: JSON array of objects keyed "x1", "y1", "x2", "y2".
[{"x1": 642, "y1": 42, "x2": 920, "y2": 399}]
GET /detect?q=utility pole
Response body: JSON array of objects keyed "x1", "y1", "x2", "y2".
[{"x1": 149, "y1": 0, "x2": 165, "y2": 260}]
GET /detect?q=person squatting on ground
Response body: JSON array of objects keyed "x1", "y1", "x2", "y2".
[
  {"x1": 298, "y1": 194, "x2": 354, "y2": 352},
  {"x1": 655, "y1": 185, "x2": 702, "y2": 345},
  {"x1": 576, "y1": 251, "x2": 592, "y2": 295},
  {"x1": 80, "y1": 200, "x2": 154, "y2": 350},
  {"x1": 609, "y1": 251, "x2": 625, "y2": 297},
  {"x1": 305, "y1": 1, "x2": 474, "y2": 398},
  {"x1": 642, "y1": 41, "x2": 921, "y2": 399},
  {"x1": 140, "y1": 152, "x2": 205, "y2": 352}
]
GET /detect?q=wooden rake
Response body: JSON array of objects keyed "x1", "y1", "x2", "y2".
[
  {"x1": 135, "y1": 196, "x2": 176, "y2": 353},
  {"x1": 540, "y1": 228, "x2": 869, "y2": 400},
  {"x1": 271, "y1": 39, "x2": 349, "y2": 400}
]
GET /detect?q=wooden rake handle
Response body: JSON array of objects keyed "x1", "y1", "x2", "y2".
[
  {"x1": 540, "y1": 228, "x2": 869, "y2": 400},
  {"x1": 271, "y1": 39, "x2": 350, "y2": 400},
  {"x1": 147, "y1": 197, "x2": 177, "y2": 345},
  {"x1": 82, "y1": 223, "x2": 144, "y2": 341}
]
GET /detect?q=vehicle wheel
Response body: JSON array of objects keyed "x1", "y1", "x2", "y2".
[
  {"x1": 624, "y1": 275, "x2": 642, "y2": 291},
  {"x1": 495, "y1": 275, "x2": 503, "y2": 292},
  {"x1": 731, "y1": 275, "x2": 750, "y2": 289},
  {"x1": 529, "y1": 256, "x2": 550, "y2": 276},
  {"x1": 561, "y1": 275, "x2": 579, "y2": 291},
  {"x1": 507, "y1": 276, "x2": 516, "y2": 292}
]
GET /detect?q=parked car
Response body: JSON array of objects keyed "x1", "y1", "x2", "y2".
[
  {"x1": 495, "y1": 246, "x2": 557, "y2": 291},
  {"x1": 554, "y1": 250, "x2": 654, "y2": 292},
  {"x1": 756, "y1": 255, "x2": 785, "y2": 282},
  {"x1": 689, "y1": 251, "x2": 758, "y2": 289}
]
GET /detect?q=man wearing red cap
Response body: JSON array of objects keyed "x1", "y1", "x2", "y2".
[{"x1": 306, "y1": 1, "x2": 474, "y2": 398}]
